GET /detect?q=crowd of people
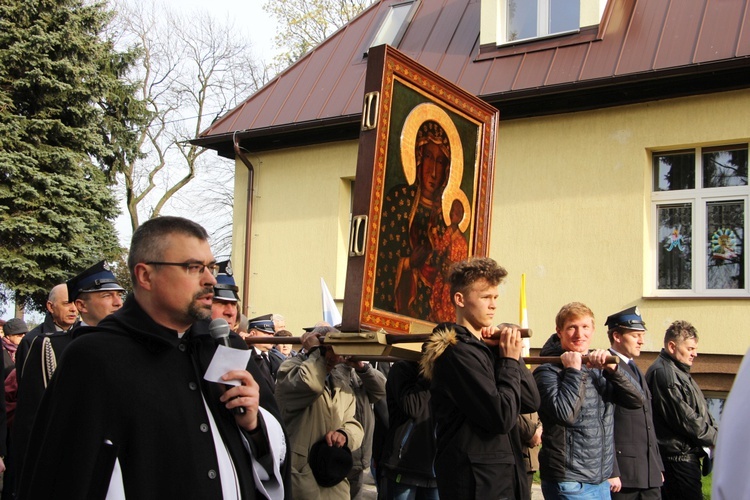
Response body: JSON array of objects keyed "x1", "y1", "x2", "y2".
[{"x1": 0, "y1": 215, "x2": 741, "y2": 499}]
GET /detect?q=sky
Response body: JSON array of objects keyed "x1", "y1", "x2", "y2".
[
  {"x1": 163, "y1": 0, "x2": 279, "y2": 61},
  {"x1": 112, "y1": 0, "x2": 282, "y2": 247},
  {"x1": 1, "y1": 1, "x2": 281, "y2": 320}
]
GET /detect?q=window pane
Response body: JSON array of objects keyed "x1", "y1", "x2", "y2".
[
  {"x1": 658, "y1": 203, "x2": 692, "y2": 289},
  {"x1": 370, "y1": 2, "x2": 415, "y2": 48},
  {"x1": 549, "y1": 0, "x2": 579, "y2": 34},
  {"x1": 653, "y1": 151, "x2": 695, "y2": 191},
  {"x1": 702, "y1": 146, "x2": 748, "y2": 188},
  {"x1": 507, "y1": 0, "x2": 537, "y2": 41},
  {"x1": 706, "y1": 200, "x2": 744, "y2": 289}
]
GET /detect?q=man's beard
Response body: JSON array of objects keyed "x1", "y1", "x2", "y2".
[{"x1": 188, "y1": 288, "x2": 214, "y2": 322}]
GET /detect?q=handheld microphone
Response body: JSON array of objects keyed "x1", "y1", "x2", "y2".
[
  {"x1": 208, "y1": 318, "x2": 246, "y2": 415},
  {"x1": 209, "y1": 318, "x2": 232, "y2": 346}
]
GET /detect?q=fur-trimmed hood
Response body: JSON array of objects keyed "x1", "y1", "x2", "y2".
[
  {"x1": 420, "y1": 327, "x2": 458, "y2": 380},
  {"x1": 540, "y1": 333, "x2": 564, "y2": 356}
]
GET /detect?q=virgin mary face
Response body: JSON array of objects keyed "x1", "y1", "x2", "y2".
[{"x1": 419, "y1": 142, "x2": 449, "y2": 200}]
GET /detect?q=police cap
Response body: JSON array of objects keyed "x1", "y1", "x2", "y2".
[
  {"x1": 247, "y1": 314, "x2": 275, "y2": 334},
  {"x1": 67, "y1": 261, "x2": 125, "y2": 302},
  {"x1": 605, "y1": 306, "x2": 646, "y2": 331},
  {"x1": 213, "y1": 260, "x2": 239, "y2": 303}
]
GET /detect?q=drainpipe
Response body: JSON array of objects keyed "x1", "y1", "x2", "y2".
[{"x1": 233, "y1": 131, "x2": 254, "y2": 316}]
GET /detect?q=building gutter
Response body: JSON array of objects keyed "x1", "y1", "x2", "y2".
[{"x1": 233, "y1": 131, "x2": 254, "y2": 316}]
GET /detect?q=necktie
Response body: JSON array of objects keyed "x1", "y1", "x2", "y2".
[
  {"x1": 257, "y1": 351, "x2": 273, "y2": 384},
  {"x1": 628, "y1": 360, "x2": 642, "y2": 385},
  {"x1": 261, "y1": 352, "x2": 272, "y2": 376}
]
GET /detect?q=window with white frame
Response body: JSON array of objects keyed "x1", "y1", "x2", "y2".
[
  {"x1": 505, "y1": 0, "x2": 580, "y2": 42},
  {"x1": 651, "y1": 144, "x2": 748, "y2": 296},
  {"x1": 368, "y1": 0, "x2": 419, "y2": 53}
]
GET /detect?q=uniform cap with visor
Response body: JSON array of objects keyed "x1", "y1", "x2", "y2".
[
  {"x1": 605, "y1": 306, "x2": 646, "y2": 331},
  {"x1": 213, "y1": 260, "x2": 240, "y2": 303},
  {"x1": 67, "y1": 260, "x2": 125, "y2": 302}
]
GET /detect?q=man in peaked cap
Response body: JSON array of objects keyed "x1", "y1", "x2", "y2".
[
  {"x1": 67, "y1": 260, "x2": 125, "y2": 328},
  {"x1": 5, "y1": 283, "x2": 77, "y2": 498},
  {"x1": 605, "y1": 306, "x2": 664, "y2": 499},
  {"x1": 248, "y1": 314, "x2": 283, "y2": 386},
  {"x1": 211, "y1": 260, "x2": 240, "y2": 331},
  {"x1": 6, "y1": 263, "x2": 124, "y2": 498}
]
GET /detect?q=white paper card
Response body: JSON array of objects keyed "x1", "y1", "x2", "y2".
[{"x1": 203, "y1": 344, "x2": 253, "y2": 386}]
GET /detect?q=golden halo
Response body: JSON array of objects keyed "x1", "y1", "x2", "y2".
[{"x1": 400, "y1": 103, "x2": 464, "y2": 187}]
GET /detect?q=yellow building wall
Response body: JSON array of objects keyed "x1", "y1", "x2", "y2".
[
  {"x1": 495, "y1": 89, "x2": 750, "y2": 355},
  {"x1": 231, "y1": 89, "x2": 750, "y2": 355},
  {"x1": 231, "y1": 141, "x2": 358, "y2": 331}
]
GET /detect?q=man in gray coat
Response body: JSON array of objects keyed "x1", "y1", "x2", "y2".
[{"x1": 276, "y1": 326, "x2": 364, "y2": 499}]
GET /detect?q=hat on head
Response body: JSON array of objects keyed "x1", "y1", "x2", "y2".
[
  {"x1": 213, "y1": 260, "x2": 240, "y2": 303},
  {"x1": 67, "y1": 260, "x2": 125, "y2": 302},
  {"x1": 3, "y1": 318, "x2": 28, "y2": 336},
  {"x1": 248, "y1": 314, "x2": 275, "y2": 334},
  {"x1": 605, "y1": 306, "x2": 646, "y2": 331},
  {"x1": 308, "y1": 439, "x2": 353, "y2": 488}
]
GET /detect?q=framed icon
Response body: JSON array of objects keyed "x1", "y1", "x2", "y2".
[{"x1": 342, "y1": 44, "x2": 498, "y2": 334}]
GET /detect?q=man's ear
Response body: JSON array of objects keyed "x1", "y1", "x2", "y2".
[
  {"x1": 611, "y1": 331, "x2": 621, "y2": 345},
  {"x1": 453, "y1": 291, "x2": 464, "y2": 309},
  {"x1": 666, "y1": 340, "x2": 676, "y2": 355},
  {"x1": 133, "y1": 262, "x2": 153, "y2": 291},
  {"x1": 74, "y1": 298, "x2": 87, "y2": 314},
  {"x1": 46, "y1": 301, "x2": 55, "y2": 314}
]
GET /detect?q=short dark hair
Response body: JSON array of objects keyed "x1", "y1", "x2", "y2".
[
  {"x1": 128, "y1": 216, "x2": 209, "y2": 283},
  {"x1": 664, "y1": 320, "x2": 698, "y2": 346},
  {"x1": 448, "y1": 257, "x2": 508, "y2": 303}
]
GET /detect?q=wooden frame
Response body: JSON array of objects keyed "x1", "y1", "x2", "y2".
[{"x1": 342, "y1": 44, "x2": 498, "y2": 334}]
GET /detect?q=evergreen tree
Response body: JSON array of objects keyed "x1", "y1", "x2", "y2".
[{"x1": 0, "y1": 0, "x2": 148, "y2": 312}]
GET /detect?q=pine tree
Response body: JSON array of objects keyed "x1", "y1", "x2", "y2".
[{"x1": 0, "y1": 0, "x2": 148, "y2": 312}]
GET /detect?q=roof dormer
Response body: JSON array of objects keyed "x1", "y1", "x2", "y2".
[{"x1": 480, "y1": 0, "x2": 607, "y2": 47}]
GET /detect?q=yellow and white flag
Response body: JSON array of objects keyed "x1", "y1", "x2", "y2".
[{"x1": 520, "y1": 274, "x2": 530, "y2": 357}]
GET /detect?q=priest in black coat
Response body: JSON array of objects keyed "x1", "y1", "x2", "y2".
[{"x1": 17, "y1": 217, "x2": 290, "y2": 499}]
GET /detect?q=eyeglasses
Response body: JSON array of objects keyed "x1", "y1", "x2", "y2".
[{"x1": 145, "y1": 261, "x2": 219, "y2": 277}]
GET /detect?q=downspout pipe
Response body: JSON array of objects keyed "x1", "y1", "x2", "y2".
[{"x1": 233, "y1": 131, "x2": 254, "y2": 316}]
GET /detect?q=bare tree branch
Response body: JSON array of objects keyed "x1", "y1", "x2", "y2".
[{"x1": 111, "y1": 0, "x2": 268, "y2": 239}]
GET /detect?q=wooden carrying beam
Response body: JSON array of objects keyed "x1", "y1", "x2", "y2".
[{"x1": 244, "y1": 329, "x2": 617, "y2": 365}]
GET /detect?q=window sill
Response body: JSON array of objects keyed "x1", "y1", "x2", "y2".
[
  {"x1": 476, "y1": 25, "x2": 599, "y2": 62},
  {"x1": 643, "y1": 293, "x2": 750, "y2": 300}
]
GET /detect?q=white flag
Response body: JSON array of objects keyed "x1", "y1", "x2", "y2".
[{"x1": 321, "y1": 278, "x2": 342, "y2": 326}]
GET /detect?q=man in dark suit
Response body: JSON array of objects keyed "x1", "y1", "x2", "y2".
[
  {"x1": 606, "y1": 306, "x2": 664, "y2": 499},
  {"x1": 247, "y1": 314, "x2": 283, "y2": 386}
]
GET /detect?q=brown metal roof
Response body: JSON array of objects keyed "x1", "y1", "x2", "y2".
[{"x1": 197, "y1": 0, "x2": 750, "y2": 152}]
